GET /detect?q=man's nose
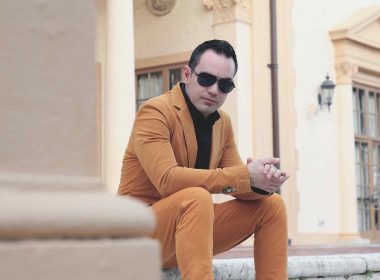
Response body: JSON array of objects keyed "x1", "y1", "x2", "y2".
[{"x1": 208, "y1": 82, "x2": 219, "y2": 96}]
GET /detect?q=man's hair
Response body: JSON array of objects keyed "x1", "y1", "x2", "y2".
[{"x1": 188, "y1": 39, "x2": 238, "y2": 75}]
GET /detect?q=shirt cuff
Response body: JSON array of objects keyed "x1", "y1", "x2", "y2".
[{"x1": 251, "y1": 186, "x2": 273, "y2": 196}]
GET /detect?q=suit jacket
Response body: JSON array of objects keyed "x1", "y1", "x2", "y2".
[{"x1": 118, "y1": 83, "x2": 266, "y2": 205}]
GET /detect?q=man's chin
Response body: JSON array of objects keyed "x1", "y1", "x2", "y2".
[{"x1": 201, "y1": 109, "x2": 216, "y2": 118}]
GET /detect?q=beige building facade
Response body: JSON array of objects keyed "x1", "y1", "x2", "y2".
[
  {"x1": 1, "y1": 1, "x2": 380, "y2": 278},
  {"x1": 3, "y1": 0, "x2": 379, "y2": 268},
  {"x1": 97, "y1": 0, "x2": 380, "y2": 245}
]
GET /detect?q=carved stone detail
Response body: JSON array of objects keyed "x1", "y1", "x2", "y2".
[
  {"x1": 146, "y1": 0, "x2": 177, "y2": 16},
  {"x1": 203, "y1": 0, "x2": 252, "y2": 24},
  {"x1": 335, "y1": 62, "x2": 359, "y2": 84}
]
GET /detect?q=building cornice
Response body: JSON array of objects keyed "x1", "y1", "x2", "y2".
[{"x1": 203, "y1": 0, "x2": 252, "y2": 24}]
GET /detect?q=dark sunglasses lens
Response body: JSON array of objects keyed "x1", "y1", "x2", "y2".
[
  {"x1": 197, "y1": 72, "x2": 217, "y2": 87},
  {"x1": 218, "y1": 79, "x2": 235, "y2": 93}
]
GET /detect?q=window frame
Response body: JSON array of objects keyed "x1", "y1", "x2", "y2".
[
  {"x1": 135, "y1": 62, "x2": 186, "y2": 110},
  {"x1": 354, "y1": 83, "x2": 380, "y2": 234}
]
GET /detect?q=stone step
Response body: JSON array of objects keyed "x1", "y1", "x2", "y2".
[{"x1": 162, "y1": 253, "x2": 380, "y2": 279}]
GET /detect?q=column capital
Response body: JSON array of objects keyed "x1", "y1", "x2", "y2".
[
  {"x1": 335, "y1": 62, "x2": 358, "y2": 85},
  {"x1": 203, "y1": 0, "x2": 252, "y2": 24}
]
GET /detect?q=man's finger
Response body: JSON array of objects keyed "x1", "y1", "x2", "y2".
[
  {"x1": 267, "y1": 165, "x2": 277, "y2": 178},
  {"x1": 264, "y1": 163, "x2": 271, "y2": 174},
  {"x1": 279, "y1": 175, "x2": 290, "y2": 183},
  {"x1": 246, "y1": 157, "x2": 253, "y2": 164},
  {"x1": 260, "y1": 157, "x2": 280, "y2": 165},
  {"x1": 273, "y1": 169, "x2": 282, "y2": 178}
]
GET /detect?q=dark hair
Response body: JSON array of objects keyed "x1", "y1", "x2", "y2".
[{"x1": 188, "y1": 39, "x2": 238, "y2": 75}]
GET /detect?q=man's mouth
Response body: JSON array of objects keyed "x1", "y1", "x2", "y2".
[{"x1": 202, "y1": 97, "x2": 217, "y2": 105}]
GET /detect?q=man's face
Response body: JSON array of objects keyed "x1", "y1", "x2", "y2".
[{"x1": 183, "y1": 49, "x2": 236, "y2": 118}]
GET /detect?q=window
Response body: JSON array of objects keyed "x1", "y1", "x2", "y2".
[
  {"x1": 353, "y1": 84, "x2": 380, "y2": 232},
  {"x1": 136, "y1": 63, "x2": 184, "y2": 110}
]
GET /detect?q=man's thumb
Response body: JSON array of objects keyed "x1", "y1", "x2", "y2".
[{"x1": 262, "y1": 157, "x2": 280, "y2": 164}]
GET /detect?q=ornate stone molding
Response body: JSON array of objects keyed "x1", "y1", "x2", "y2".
[
  {"x1": 146, "y1": 0, "x2": 177, "y2": 16},
  {"x1": 335, "y1": 62, "x2": 358, "y2": 85},
  {"x1": 203, "y1": 0, "x2": 252, "y2": 24}
]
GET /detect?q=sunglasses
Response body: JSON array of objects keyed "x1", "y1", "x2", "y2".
[{"x1": 193, "y1": 71, "x2": 235, "y2": 94}]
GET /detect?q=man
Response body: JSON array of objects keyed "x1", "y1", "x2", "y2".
[{"x1": 119, "y1": 39, "x2": 289, "y2": 279}]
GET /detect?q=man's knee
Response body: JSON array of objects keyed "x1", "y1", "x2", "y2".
[
  {"x1": 179, "y1": 187, "x2": 214, "y2": 215},
  {"x1": 258, "y1": 193, "x2": 287, "y2": 219},
  {"x1": 182, "y1": 187, "x2": 212, "y2": 202}
]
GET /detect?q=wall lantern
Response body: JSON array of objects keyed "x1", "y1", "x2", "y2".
[{"x1": 318, "y1": 74, "x2": 336, "y2": 112}]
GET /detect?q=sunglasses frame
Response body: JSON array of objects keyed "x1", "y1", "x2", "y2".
[{"x1": 193, "y1": 71, "x2": 235, "y2": 94}]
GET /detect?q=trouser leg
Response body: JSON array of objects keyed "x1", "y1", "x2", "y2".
[
  {"x1": 151, "y1": 189, "x2": 287, "y2": 280},
  {"x1": 150, "y1": 187, "x2": 214, "y2": 280},
  {"x1": 213, "y1": 193, "x2": 288, "y2": 280}
]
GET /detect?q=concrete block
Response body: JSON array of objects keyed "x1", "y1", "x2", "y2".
[
  {"x1": 0, "y1": 238, "x2": 161, "y2": 280},
  {"x1": 163, "y1": 258, "x2": 256, "y2": 280},
  {"x1": 162, "y1": 254, "x2": 380, "y2": 280},
  {"x1": 362, "y1": 254, "x2": 380, "y2": 271},
  {"x1": 288, "y1": 255, "x2": 367, "y2": 278},
  {"x1": 213, "y1": 258, "x2": 255, "y2": 280},
  {"x1": 347, "y1": 272, "x2": 380, "y2": 279},
  {"x1": 162, "y1": 267, "x2": 181, "y2": 280},
  {"x1": 290, "y1": 277, "x2": 347, "y2": 280},
  {"x1": 0, "y1": 190, "x2": 155, "y2": 239}
]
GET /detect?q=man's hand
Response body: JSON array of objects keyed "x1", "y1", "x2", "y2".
[{"x1": 246, "y1": 157, "x2": 289, "y2": 193}]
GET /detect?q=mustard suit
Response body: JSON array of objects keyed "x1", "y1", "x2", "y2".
[{"x1": 118, "y1": 83, "x2": 288, "y2": 280}]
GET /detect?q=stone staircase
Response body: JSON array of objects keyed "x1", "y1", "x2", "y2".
[{"x1": 163, "y1": 253, "x2": 380, "y2": 279}]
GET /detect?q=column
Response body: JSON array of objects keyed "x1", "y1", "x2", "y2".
[
  {"x1": 335, "y1": 62, "x2": 362, "y2": 242},
  {"x1": 105, "y1": 0, "x2": 136, "y2": 193},
  {"x1": 0, "y1": 1, "x2": 160, "y2": 279},
  {"x1": 204, "y1": 0, "x2": 254, "y2": 160}
]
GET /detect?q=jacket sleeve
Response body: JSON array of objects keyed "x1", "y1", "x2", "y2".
[
  {"x1": 218, "y1": 114, "x2": 270, "y2": 201},
  {"x1": 132, "y1": 101, "x2": 252, "y2": 197}
]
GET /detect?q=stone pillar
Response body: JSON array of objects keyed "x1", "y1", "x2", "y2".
[
  {"x1": 0, "y1": 0, "x2": 101, "y2": 191},
  {"x1": 104, "y1": 0, "x2": 136, "y2": 193},
  {"x1": 335, "y1": 62, "x2": 362, "y2": 242},
  {"x1": 203, "y1": 0, "x2": 254, "y2": 161},
  {"x1": 0, "y1": 1, "x2": 160, "y2": 278}
]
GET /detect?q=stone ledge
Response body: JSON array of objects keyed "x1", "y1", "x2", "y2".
[
  {"x1": 0, "y1": 190, "x2": 155, "y2": 239},
  {"x1": 0, "y1": 238, "x2": 161, "y2": 280},
  {"x1": 162, "y1": 254, "x2": 380, "y2": 280}
]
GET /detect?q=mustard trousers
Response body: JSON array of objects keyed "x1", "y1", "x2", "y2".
[{"x1": 150, "y1": 187, "x2": 288, "y2": 280}]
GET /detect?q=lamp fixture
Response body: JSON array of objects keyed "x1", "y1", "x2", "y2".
[{"x1": 318, "y1": 74, "x2": 336, "y2": 112}]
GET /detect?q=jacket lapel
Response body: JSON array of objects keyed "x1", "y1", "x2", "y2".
[{"x1": 172, "y1": 84, "x2": 198, "y2": 168}]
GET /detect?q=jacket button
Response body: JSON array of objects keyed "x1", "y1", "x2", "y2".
[{"x1": 223, "y1": 186, "x2": 236, "y2": 194}]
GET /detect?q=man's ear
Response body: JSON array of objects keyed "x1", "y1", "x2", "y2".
[{"x1": 182, "y1": 65, "x2": 192, "y2": 83}]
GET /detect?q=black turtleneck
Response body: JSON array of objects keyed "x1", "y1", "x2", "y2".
[{"x1": 180, "y1": 83, "x2": 220, "y2": 169}]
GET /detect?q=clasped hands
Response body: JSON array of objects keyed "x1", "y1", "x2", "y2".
[{"x1": 247, "y1": 157, "x2": 289, "y2": 193}]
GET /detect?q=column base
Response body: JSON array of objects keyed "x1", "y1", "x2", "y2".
[{"x1": 338, "y1": 233, "x2": 370, "y2": 245}]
